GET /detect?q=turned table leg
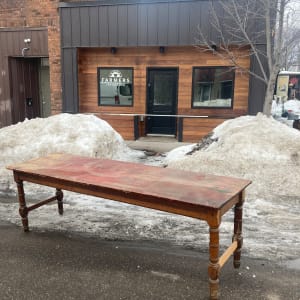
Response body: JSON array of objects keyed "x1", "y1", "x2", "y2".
[
  {"x1": 16, "y1": 179, "x2": 29, "y2": 232},
  {"x1": 208, "y1": 225, "x2": 220, "y2": 300},
  {"x1": 56, "y1": 188, "x2": 64, "y2": 215},
  {"x1": 232, "y1": 191, "x2": 245, "y2": 268}
]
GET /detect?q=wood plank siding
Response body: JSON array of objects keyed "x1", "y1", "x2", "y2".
[
  {"x1": 183, "y1": 118, "x2": 227, "y2": 142},
  {"x1": 78, "y1": 46, "x2": 250, "y2": 141}
]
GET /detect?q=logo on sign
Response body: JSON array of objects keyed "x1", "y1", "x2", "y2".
[{"x1": 101, "y1": 70, "x2": 130, "y2": 86}]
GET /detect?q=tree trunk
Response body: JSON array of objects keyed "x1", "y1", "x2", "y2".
[{"x1": 263, "y1": 69, "x2": 278, "y2": 116}]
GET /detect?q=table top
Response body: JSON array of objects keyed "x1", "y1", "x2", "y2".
[{"x1": 7, "y1": 153, "x2": 251, "y2": 213}]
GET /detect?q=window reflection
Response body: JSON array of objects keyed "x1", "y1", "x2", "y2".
[
  {"x1": 98, "y1": 68, "x2": 133, "y2": 106},
  {"x1": 192, "y1": 67, "x2": 234, "y2": 108},
  {"x1": 153, "y1": 74, "x2": 173, "y2": 106}
]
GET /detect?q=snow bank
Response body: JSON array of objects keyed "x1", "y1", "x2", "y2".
[
  {"x1": 283, "y1": 99, "x2": 300, "y2": 113},
  {"x1": 272, "y1": 99, "x2": 300, "y2": 115},
  {"x1": 164, "y1": 143, "x2": 196, "y2": 164},
  {"x1": 167, "y1": 113, "x2": 300, "y2": 199},
  {"x1": 0, "y1": 114, "x2": 143, "y2": 194}
]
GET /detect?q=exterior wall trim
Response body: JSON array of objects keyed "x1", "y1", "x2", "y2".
[
  {"x1": 59, "y1": 0, "x2": 202, "y2": 8},
  {"x1": 0, "y1": 27, "x2": 47, "y2": 32}
]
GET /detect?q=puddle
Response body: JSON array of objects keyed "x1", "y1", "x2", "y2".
[{"x1": 284, "y1": 258, "x2": 300, "y2": 270}]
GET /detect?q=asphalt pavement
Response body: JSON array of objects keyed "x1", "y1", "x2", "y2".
[{"x1": 0, "y1": 220, "x2": 299, "y2": 300}]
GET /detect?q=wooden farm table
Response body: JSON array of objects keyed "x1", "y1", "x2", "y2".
[{"x1": 7, "y1": 153, "x2": 251, "y2": 299}]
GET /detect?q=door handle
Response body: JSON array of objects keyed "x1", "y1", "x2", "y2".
[{"x1": 26, "y1": 97, "x2": 33, "y2": 107}]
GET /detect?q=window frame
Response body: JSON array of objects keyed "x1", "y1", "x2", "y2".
[
  {"x1": 191, "y1": 66, "x2": 235, "y2": 109},
  {"x1": 97, "y1": 67, "x2": 134, "y2": 107}
]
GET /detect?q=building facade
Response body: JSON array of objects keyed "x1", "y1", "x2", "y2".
[
  {"x1": 0, "y1": 0, "x2": 267, "y2": 142},
  {"x1": 0, "y1": 0, "x2": 62, "y2": 128}
]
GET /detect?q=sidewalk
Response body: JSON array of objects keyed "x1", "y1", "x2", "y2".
[
  {"x1": 125, "y1": 136, "x2": 192, "y2": 153},
  {"x1": 0, "y1": 220, "x2": 299, "y2": 300}
]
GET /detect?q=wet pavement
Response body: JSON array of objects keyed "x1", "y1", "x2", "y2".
[
  {"x1": 125, "y1": 136, "x2": 192, "y2": 153},
  {"x1": 0, "y1": 220, "x2": 299, "y2": 300}
]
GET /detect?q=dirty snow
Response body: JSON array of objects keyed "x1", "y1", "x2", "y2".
[
  {"x1": 0, "y1": 113, "x2": 299, "y2": 264},
  {"x1": 0, "y1": 113, "x2": 143, "y2": 194},
  {"x1": 166, "y1": 113, "x2": 300, "y2": 261},
  {"x1": 167, "y1": 113, "x2": 300, "y2": 199}
]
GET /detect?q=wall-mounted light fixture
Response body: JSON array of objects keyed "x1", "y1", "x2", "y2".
[
  {"x1": 24, "y1": 38, "x2": 31, "y2": 44},
  {"x1": 159, "y1": 46, "x2": 165, "y2": 53},
  {"x1": 111, "y1": 47, "x2": 117, "y2": 54},
  {"x1": 22, "y1": 38, "x2": 31, "y2": 57},
  {"x1": 211, "y1": 44, "x2": 217, "y2": 51}
]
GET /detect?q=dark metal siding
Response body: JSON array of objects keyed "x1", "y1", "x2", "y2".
[
  {"x1": 60, "y1": 1, "x2": 222, "y2": 48},
  {"x1": 168, "y1": 4, "x2": 179, "y2": 45},
  {"x1": 62, "y1": 48, "x2": 79, "y2": 113},
  {"x1": 80, "y1": 7, "x2": 91, "y2": 46},
  {"x1": 71, "y1": 8, "x2": 81, "y2": 46},
  {"x1": 108, "y1": 6, "x2": 118, "y2": 46},
  {"x1": 0, "y1": 28, "x2": 48, "y2": 128},
  {"x1": 99, "y1": 6, "x2": 109, "y2": 45},
  {"x1": 61, "y1": 9, "x2": 72, "y2": 47},
  {"x1": 248, "y1": 44, "x2": 268, "y2": 115},
  {"x1": 118, "y1": 5, "x2": 128, "y2": 46},
  {"x1": 60, "y1": 0, "x2": 264, "y2": 48},
  {"x1": 128, "y1": 5, "x2": 138, "y2": 45},
  {"x1": 90, "y1": 8, "x2": 100, "y2": 46}
]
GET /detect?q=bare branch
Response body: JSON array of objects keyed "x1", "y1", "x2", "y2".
[{"x1": 195, "y1": 0, "x2": 295, "y2": 115}]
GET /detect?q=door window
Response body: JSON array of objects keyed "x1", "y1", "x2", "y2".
[{"x1": 153, "y1": 74, "x2": 173, "y2": 106}]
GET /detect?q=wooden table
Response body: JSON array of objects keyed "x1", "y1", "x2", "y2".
[{"x1": 7, "y1": 153, "x2": 251, "y2": 299}]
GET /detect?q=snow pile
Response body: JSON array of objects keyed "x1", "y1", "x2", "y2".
[
  {"x1": 167, "y1": 113, "x2": 300, "y2": 199},
  {"x1": 283, "y1": 99, "x2": 300, "y2": 113},
  {"x1": 272, "y1": 99, "x2": 300, "y2": 115},
  {"x1": 164, "y1": 143, "x2": 196, "y2": 164},
  {"x1": 272, "y1": 99, "x2": 300, "y2": 126},
  {"x1": 0, "y1": 113, "x2": 143, "y2": 194}
]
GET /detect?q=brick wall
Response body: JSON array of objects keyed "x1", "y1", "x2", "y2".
[{"x1": 0, "y1": 0, "x2": 62, "y2": 115}]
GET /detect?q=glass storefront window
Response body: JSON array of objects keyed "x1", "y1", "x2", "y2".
[
  {"x1": 98, "y1": 68, "x2": 133, "y2": 106},
  {"x1": 192, "y1": 67, "x2": 234, "y2": 108}
]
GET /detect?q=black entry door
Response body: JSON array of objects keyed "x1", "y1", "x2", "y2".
[
  {"x1": 9, "y1": 58, "x2": 41, "y2": 123},
  {"x1": 146, "y1": 68, "x2": 178, "y2": 135}
]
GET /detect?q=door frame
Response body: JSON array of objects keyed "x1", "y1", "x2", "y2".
[{"x1": 146, "y1": 67, "x2": 179, "y2": 135}]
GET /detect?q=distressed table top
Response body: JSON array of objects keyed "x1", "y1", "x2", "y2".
[{"x1": 7, "y1": 153, "x2": 251, "y2": 219}]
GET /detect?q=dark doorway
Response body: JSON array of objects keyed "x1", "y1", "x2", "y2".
[
  {"x1": 146, "y1": 68, "x2": 178, "y2": 135},
  {"x1": 9, "y1": 58, "x2": 41, "y2": 123}
]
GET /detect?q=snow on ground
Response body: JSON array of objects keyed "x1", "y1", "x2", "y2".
[
  {"x1": 0, "y1": 113, "x2": 299, "y2": 263},
  {"x1": 167, "y1": 113, "x2": 300, "y2": 261},
  {"x1": 272, "y1": 99, "x2": 300, "y2": 117}
]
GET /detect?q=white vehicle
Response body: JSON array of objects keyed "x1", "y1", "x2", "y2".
[{"x1": 275, "y1": 71, "x2": 300, "y2": 101}]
